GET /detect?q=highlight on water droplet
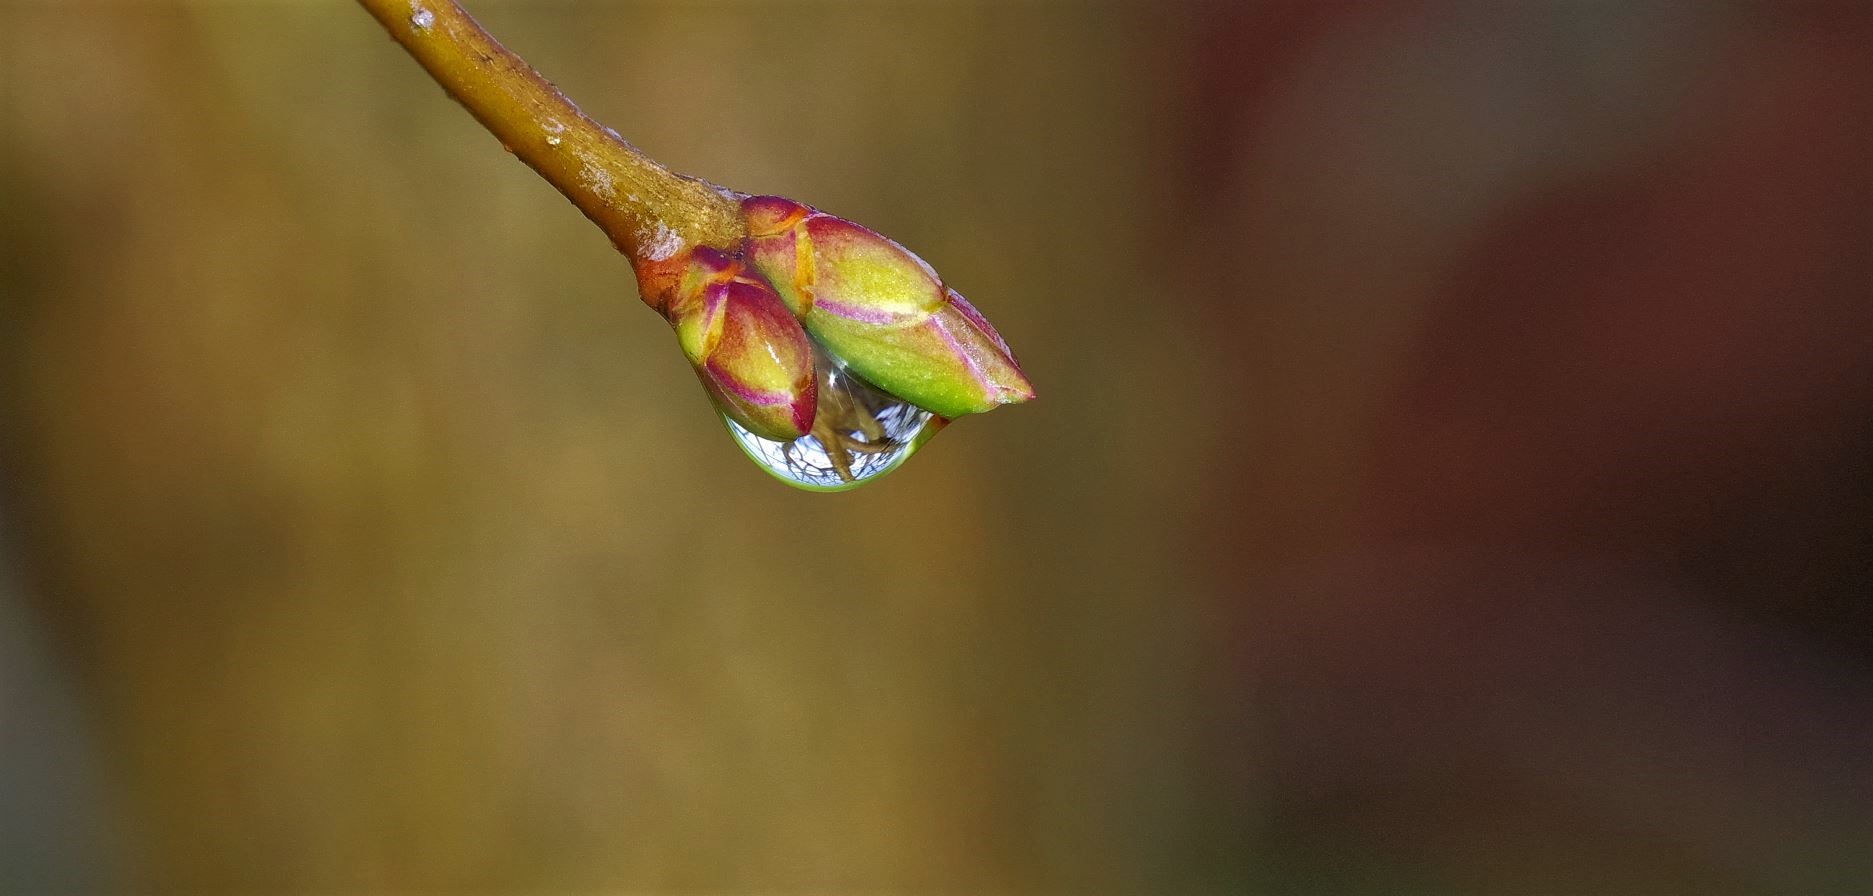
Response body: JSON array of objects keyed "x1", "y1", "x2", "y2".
[{"x1": 723, "y1": 355, "x2": 945, "y2": 491}]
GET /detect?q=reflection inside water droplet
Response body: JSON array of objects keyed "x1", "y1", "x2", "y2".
[{"x1": 723, "y1": 356, "x2": 944, "y2": 491}]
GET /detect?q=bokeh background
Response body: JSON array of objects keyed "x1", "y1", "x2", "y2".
[{"x1": 3, "y1": 0, "x2": 1871, "y2": 892}]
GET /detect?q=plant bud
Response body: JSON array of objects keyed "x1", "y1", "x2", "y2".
[
  {"x1": 742, "y1": 196, "x2": 1034, "y2": 419},
  {"x1": 664, "y1": 246, "x2": 817, "y2": 441}
]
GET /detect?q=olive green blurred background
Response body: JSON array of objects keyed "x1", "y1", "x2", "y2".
[{"x1": 3, "y1": 1, "x2": 1871, "y2": 893}]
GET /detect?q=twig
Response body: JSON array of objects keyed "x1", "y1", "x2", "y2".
[{"x1": 354, "y1": 0, "x2": 745, "y2": 294}]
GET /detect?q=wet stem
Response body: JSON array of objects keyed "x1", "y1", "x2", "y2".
[
  {"x1": 357, "y1": 0, "x2": 932, "y2": 489},
  {"x1": 354, "y1": 0, "x2": 746, "y2": 270}
]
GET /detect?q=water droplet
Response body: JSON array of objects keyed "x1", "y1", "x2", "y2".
[
  {"x1": 545, "y1": 135, "x2": 561, "y2": 146},
  {"x1": 723, "y1": 358, "x2": 944, "y2": 491}
]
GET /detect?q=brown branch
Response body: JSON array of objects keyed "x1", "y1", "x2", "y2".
[{"x1": 354, "y1": 0, "x2": 745, "y2": 289}]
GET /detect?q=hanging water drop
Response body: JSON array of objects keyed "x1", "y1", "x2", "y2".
[{"x1": 722, "y1": 356, "x2": 945, "y2": 491}]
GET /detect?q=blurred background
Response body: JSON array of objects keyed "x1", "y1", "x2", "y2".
[{"x1": 3, "y1": 0, "x2": 1871, "y2": 892}]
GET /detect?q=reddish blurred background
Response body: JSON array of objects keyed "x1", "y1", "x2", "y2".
[{"x1": 3, "y1": 1, "x2": 1869, "y2": 892}]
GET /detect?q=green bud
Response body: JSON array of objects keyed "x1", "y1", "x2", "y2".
[{"x1": 742, "y1": 196, "x2": 1035, "y2": 420}]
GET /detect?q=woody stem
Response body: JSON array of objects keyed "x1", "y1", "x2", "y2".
[{"x1": 353, "y1": 0, "x2": 746, "y2": 265}]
